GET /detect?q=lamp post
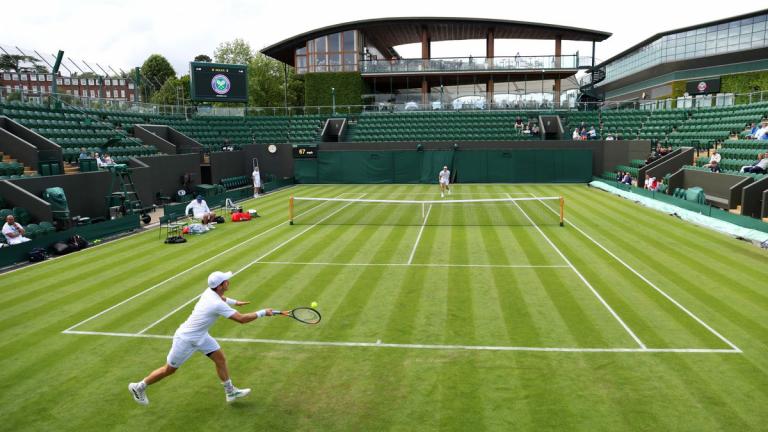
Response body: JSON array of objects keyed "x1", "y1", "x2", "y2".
[{"x1": 331, "y1": 87, "x2": 336, "y2": 114}]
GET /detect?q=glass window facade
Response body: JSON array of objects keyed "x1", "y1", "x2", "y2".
[
  {"x1": 603, "y1": 13, "x2": 768, "y2": 85},
  {"x1": 295, "y1": 30, "x2": 359, "y2": 73}
]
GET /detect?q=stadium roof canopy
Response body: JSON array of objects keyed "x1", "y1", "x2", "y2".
[
  {"x1": 595, "y1": 8, "x2": 768, "y2": 68},
  {"x1": 262, "y1": 17, "x2": 612, "y2": 65}
]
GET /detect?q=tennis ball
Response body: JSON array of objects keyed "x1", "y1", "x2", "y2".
[{"x1": 311, "y1": 301, "x2": 318, "y2": 308}]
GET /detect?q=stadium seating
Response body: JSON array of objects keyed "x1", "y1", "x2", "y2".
[
  {"x1": 347, "y1": 111, "x2": 541, "y2": 142},
  {"x1": 0, "y1": 101, "x2": 163, "y2": 164},
  {"x1": 154, "y1": 115, "x2": 325, "y2": 151},
  {"x1": 220, "y1": 175, "x2": 251, "y2": 189}
]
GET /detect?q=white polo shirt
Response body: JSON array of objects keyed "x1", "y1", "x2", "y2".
[
  {"x1": 2, "y1": 222, "x2": 30, "y2": 245},
  {"x1": 439, "y1": 169, "x2": 450, "y2": 184},
  {"x1": 174, "y1": 288, "x2": 237, "y2": 343},
  {"x1": 185, "y1": 200, "x2": 211, "y2": 218}
]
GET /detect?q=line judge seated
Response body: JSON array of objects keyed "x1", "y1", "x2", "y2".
[{"x1": 185, "y1": 195, "x2": 216, "y2": 229}]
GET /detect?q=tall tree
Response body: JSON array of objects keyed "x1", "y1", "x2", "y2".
[
  {"x1": 247, "y1": 53, "x2": 304, "y2": 108},
  {"x1": 140, "y1": 54, "x2": 176, "y2": 99},
  {"x1": 0, "y1": 54, "x2": 46, "y2": 72},
  {"x1": 150, "y1": 75, "x2": 191, "y2": 106},
  {"x1": 214, "y1": 38, "x2": 253, "y2": 65},
  {"x1": 194, "y1": 54, "x2": 212, "y2": 63}
]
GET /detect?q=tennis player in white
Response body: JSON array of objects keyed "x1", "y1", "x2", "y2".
[
  {"x1": 128, "y1": 271, "x2": 275, "y2": 405},
  {"x1": 438, "y1": 165, "x2": 451, "y2": 198}
]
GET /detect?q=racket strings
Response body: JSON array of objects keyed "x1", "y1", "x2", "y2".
[{"x1": 293, "y1": 308, "x2": 321, "y2": 324}]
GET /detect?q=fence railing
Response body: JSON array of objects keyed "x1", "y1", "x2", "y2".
[
  {"x1": 1, "y1": 87, "x2": 767, "y2": 118},
  {"x1": 360, "y1": 55, "x2": 582, "y2": 74}
]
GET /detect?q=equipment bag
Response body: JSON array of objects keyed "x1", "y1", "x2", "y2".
[
  {"x1": 28, "y1": 247, "x2": 48, "y2": 262},
  {"x1": 164, "y1": 235, "x2": 187, "y2": 244}
]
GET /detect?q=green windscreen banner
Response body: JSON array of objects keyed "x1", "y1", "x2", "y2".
[{"x1": 294, "y1": 149, "x2": 592, "y2": 184}]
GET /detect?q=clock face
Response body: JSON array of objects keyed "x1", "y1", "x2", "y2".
[{"x1": 267, "y1": 144, "x2": 277, "y2": 154}]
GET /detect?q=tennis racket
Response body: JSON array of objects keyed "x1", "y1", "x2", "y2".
[{"x1": 273, "y1": 307, "x2": 321, "y2": 324}]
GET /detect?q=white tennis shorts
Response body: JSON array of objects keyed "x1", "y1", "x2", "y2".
[
  {"x1": 439, "y1": 179, "x2": 450, "y2": 185},
  {"x1": 166, "y1": 334, "x2": 221, "y2": 368}
]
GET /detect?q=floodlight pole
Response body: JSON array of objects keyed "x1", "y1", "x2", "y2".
[
  {"x1": 440, "y1": 84, "x2": 444, "y2": 110},
  {"x1": 331, "y1": 87, "x2": 336, "y2": 114}
]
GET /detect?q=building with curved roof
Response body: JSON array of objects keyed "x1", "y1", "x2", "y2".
[{"x1": 262, "y1": 17, "x2": 611, "y2": 108}]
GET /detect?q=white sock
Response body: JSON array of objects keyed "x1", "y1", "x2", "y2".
[
  {"x1": 138, "y1": 381, "x2": 147, "y2": 390},
  {"x1": 222, "y1": 379, "x2": 234, "y2": 393}
]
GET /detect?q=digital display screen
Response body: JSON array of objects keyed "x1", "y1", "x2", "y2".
[{"x1": 189, "y1": 62, "x2": 247, "y2": 102}]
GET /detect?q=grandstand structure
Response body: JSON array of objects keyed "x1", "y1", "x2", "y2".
[
  {"x1": 1, "y1": 13, "x2": 768, "y2": 264},
  {"x1": 262, "y1": 17, "x2": 611, "y2": 108}
]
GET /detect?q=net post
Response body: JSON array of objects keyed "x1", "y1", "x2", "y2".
[
  {"x1": 289, "y1": 194, "x2": 294, "y2": 225},
  {"x1": 559, "y1": 196, "x2": 565, "y2": 227}
]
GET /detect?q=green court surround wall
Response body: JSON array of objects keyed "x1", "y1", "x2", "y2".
[{"x1": 295, "y1": 149, "x2": 592, "y2": 184}]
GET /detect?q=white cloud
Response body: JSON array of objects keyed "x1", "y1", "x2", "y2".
[{"x1": 1, "y1": 0, "x2": 765, "y2": 75}]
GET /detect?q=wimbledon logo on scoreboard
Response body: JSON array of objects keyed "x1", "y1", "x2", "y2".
[{"x1": 211, "y1": 74, "x2": 231, "y2": 95}]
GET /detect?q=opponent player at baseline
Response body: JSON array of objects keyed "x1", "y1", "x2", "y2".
[
  {"x1": 128, "y1": 271, "x2": 277, "y2": 405},
  {"x1": 438, "y1": 165, "x2": 451, "y2": 198}
]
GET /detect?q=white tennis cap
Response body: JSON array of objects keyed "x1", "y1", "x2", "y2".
[{"x1": 208, "y1": 271, "x2": 233, "y2": 289}]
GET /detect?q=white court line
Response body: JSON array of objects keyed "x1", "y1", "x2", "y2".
[
  {"x1": 136, "y1": 193, "x2": 367, "y2": 335},
  {"x1": 258, "y1": 261, "x2": 569, "y2": 269},
  {"x1": 407, "y1": 204, "x2": 432, "y2": 265},
  {"x1": 508, "y1": 193, "x2": 647, "y2": 349},
  {"x1": 62, "y1": 191, "x2": 349, "y2": 334},
  {"x1": 62, "y1": 330, "x2": 739, "y2": 354},
  {"x1": 362, "y1": 192, "x2": 532, "y2": 196},
  {"x1": 530, "y1": 192, "x2": 743, "y2": 353}
]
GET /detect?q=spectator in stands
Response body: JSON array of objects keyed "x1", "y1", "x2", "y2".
[
  {"x1": 579, "y1": 127, "x2": 588, "y2": 140},
  {"x1": 2, "y1": 215, "x2": 30, "y2": 245},
  {"x1": 185, "y1": 195, "x2": 216, "y2": 229},
  {"x1": 103, "y1": 153, "x2": 114, "y2": 165},
  {"x1": 605, "y1": 134, "x2": 615, "y2": 141},
  {"x1": 572, "y1": 128, "x2": 580, "y2": 140},
  {"x1": 78, "y1": 147, "x2": 89, "y2": 160},
  {"x1": 702, "y1": 150, "x2": 721, "y2": 169},
  {"x1": 709, "y1": 160, "x2": 721, "y2": 173},
  {"x1": 514, "y1": 118, "x2": 524, "y2": 131},
  {"x1": 754, "y1": 119, "x2": 768, "y2": 140},
  {"x1": 588, "y1": 126, "x2": 598, "y2": 140},
  {"x1": 621, "y1": 172, "x2": 632, "y2": 185},
  {"x1": 531, "y1": 124, "x2": 540, "y2": 136},
  {"x1": 740, "y1": 153, "x2": 768, "y2": 174},
  {"x1": 644, "y1": 175, "x2": 659, "y2": 191},
  {"x1": 745, "y1": 122, "x2": 758, "y2": 137},
  {"x1": 94, "y1": 153, "x2": 107, "y2": 168},
  {"x1": 522, "y1": 125, "x2": 531, "y2": 135}
]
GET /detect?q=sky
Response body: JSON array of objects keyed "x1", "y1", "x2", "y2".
[{"x1": 2, "y1": 0, "x2": 766, "y2": 76}]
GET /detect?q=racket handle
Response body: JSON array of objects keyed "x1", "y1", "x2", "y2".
[{"x1": 272, "y1": 310, "x2": 283, "y2": 316}]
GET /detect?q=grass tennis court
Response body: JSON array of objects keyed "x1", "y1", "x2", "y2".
[{"x1": 1, "y1": 183, "x2": 767, "y2": 430}]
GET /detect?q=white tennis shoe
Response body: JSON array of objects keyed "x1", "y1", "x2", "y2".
[
  {"x1": 226, "y1": 387, "x2": 251, "y2": 403},
  {"x1": 128, "y1": 382, "x2": 149, "y2": 406}
]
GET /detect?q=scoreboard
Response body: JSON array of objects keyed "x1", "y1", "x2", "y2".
[
  {"x1": 293, "y1": 145, "x2": 318, "y2": 158},
  {"x1": 189, "y1": 62, "x2": 248, "y2": 102}
]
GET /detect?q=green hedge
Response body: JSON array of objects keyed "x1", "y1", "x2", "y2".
[
  {"x1": 304, "y1": 72, "x2": 368, "y2": 114},
  {"x1": 722, "y1": 71, "x2": 768, "y2": 104}
]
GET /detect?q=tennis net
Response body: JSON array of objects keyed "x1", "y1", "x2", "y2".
[{"x1": 289, "y1": 196, "x2": 564, "y2": 226}]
